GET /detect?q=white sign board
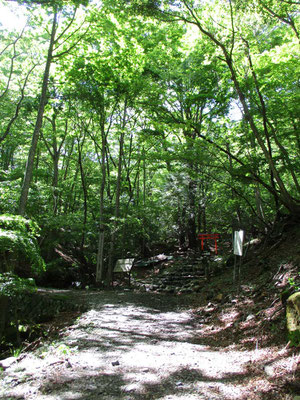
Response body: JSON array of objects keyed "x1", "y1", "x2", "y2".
[
  {"x1": 114, "y1": 258, "x2": 135, "y2": 273},
  {"x1": 234, "y1": 230, "x2": 244, "y2": 256}
]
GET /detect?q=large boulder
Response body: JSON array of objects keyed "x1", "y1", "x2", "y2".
[{"x1": 286, "y1": 292, "x2": 300, "y2": 346}]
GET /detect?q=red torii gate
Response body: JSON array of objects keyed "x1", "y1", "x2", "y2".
[{"x1": 197, "y1": 233, "x2": 220, "y2": 255}]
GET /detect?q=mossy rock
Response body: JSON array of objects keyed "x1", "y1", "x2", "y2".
[
  {"x1": 1, "y1": 289, "x2": 87, "y2": 346},
  {"x1": 11, "y1": 291, "x2": 86, "y2": 323},
  {"x1": 286, "y1": 291, "x2": 300, "y2": 346}
]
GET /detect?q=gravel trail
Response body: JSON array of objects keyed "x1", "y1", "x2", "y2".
[{"x1": 0, "y1": 290, "x2": 296, "y2": 400}]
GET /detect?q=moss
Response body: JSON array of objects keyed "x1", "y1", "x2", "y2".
[
  {"x1": 0, "y1": 273, "x2": 37, "y2": 342},
  {"x1": 0, "y1": 274, "x2": 86, "y2": 344},
  {"x1": 286, "y1": 291, "x2": 300, "y2": 346},
  {"x1": 0, "y1": 273, "x2": 37, "y2": 296}
]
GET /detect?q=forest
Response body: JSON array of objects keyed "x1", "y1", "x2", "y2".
[
  {"x1": 0, "y1": 0, "x2": 299, "y2": 281},
  {"x1": 0, "y1": 0, "x2": 299, "y2": 398}
]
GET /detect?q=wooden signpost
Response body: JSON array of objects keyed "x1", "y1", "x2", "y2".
[{"x1": 114, "y1": 258, "x2": 135, "y2": 286}]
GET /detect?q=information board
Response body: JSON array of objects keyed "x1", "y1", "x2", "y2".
[
  {"x1": 234, "y1": 230, "x2": 244, "y2": 256},
  {"x1": 114, "y1": 258, "x2": 135, "y2": 273}
]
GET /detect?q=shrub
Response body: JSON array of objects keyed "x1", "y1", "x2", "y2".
[
  {"x1": 0, "y1": 272, "x2": 37, "y2": 342},
  {"x1": 0, "y1": 273, "x2": 37, "y2": 297},
  {"x1": 0, "y1": 214, "x2": 45, "y2": 277}
]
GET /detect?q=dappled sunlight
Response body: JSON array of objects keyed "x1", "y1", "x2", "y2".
[
  {"x1": 68, "y1": 300, "x2": 196, "y2": 346},
  {"x1": 45, "y1": 296, "x2": 269, "y2": 398},
  {"x1": 218, "y1": 309, "x2": 240, "y2": 324},
  {"x1": 1, "y1": 290, "x2": 297, "y2": 399}
]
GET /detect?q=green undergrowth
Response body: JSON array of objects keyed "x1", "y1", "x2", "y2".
[
  {"x1": 0, "y1": 214, "x2": 45, "y2": 277},
  {"x1": 0, "y1": 273, "x2": 86, "y2": 356},
  {"x1": 0, "y1": 273, "x2": 37, "y2": 296}
]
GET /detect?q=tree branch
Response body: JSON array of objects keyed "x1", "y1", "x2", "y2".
[{"x1": 0, "y1": 63, "x2": 37, "y2": 144}]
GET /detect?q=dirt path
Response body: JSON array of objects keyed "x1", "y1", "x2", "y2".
[{"x1": 0, "y1": 290, "x2": 298, "y2": 400}]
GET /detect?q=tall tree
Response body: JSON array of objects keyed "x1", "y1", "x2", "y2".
[
  {"x1": 18, "y1": 2, "x2": 88, "y2": 215},
  {"x1": 18, "y1": 8, "x2": 58, "y2": 215},
  {"x1": 118, "y1": 0, "x2": 300, "y2": 217}
]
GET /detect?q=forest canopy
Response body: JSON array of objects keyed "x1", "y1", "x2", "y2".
[{"x1": 0, "y1": 0, "x2": 299, "y2": 283}]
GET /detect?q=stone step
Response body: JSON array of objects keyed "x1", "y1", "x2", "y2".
[{"x1": 132, "y1": 255, "x2": 217, "y2": 294}]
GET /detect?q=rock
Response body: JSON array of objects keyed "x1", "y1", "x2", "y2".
[
  {"x1": 112, "y1": 360, "x2": 120, "y2": 366},
  {"x1": 264, "y1": 365, "x2": 275, "y2": 377},
  {"x1": 0, "y1": 356, "x2": 17, "y2": 369},
  {"x1": 286, "y1": 292, "x2": 300, "y2": 344},
  {"x1": 86, "y1": 384, "x2": 97, "y2": 391},
  {"x1": 124, "y1": 383, "x2": 139, "y2": 392}
]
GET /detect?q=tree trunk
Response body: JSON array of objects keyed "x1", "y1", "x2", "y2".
[
  {"x1": 107, "y1": 99, "x2": 128, "y2": 283},
  {"x1": 226, "y1": 55, "x2": 299, "y2": 215},
  {"x1": 96, "y1": 107, "x2": 107, "y2": 283},
  {"x1": 180, "y1": 2, "x2": 300, "y2": 216},
  {"x1": 187, "y1": 179, "x2": 197, "y2": 248},
  {"x1": 18, "y1": 9, "x2": 57, "y2": 216},
  {"x1": 178, "y1": 202, "x2": 186, "y2": 248},
  {"x1": 107, "y1": 129, "x2": 125, "y2": 282},
  {"x1": 77, "y1": 137, "x2": 88, "y2": 251}
]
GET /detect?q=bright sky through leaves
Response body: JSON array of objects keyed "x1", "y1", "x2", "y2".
[{"x1": 0, "y1": 1, "x2": 28, "y2": 31}]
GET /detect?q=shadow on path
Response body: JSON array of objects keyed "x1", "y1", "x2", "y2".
[{"x1": 0, "y1": 289, "x2": 295, "y2": 400}]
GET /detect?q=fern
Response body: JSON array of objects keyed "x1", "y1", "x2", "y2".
[{"x1": 0, "y1": 214, "x2": 45, "y2": 276}]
